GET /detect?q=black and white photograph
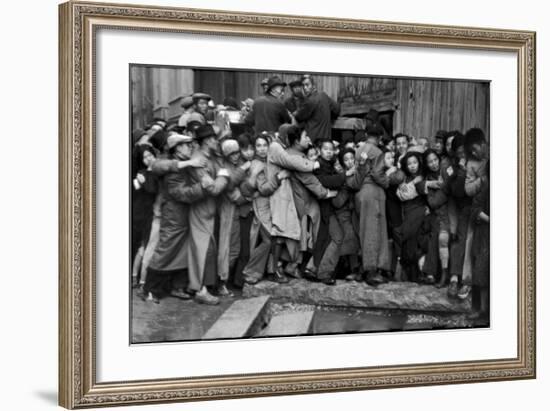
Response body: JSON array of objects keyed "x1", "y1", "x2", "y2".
[{"x1": 130, "y1": 65, "x2": 490, "y2": 343}]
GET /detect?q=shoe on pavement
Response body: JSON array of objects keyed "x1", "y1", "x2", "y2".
[
  {"x1": 194, "y1": 290, "x2": 220, "y2": 305},
  {"x1": 146, "y1": 292, "x2": 160, "y2": 304},
  {"x1": 320, "y1": 277, "x2": 336, "y2": 286},
  {"x1": 244, "y1": 277, "x2": 260, "y2": 285},
  {"x1": 447, "y1": 281, "x2": 459, "y2": 298},
  {"x1": 365, "y1": 271, "x2": 386, "y2": 286},
  {"x1": 457, "y1": 284, "x2": 472, "y2": 300},
  {"x1": 266, "y1": 269, "x2": 290, "y2": 284},
  {"x1": 170, "y1": 288, "x2": 192, "y2": 300},
  {"x1": 217, "y1": 284, "x2": 234, "y2": 297}
]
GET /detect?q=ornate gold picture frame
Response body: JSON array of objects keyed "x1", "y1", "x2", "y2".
[{"x1": 58, "y1": 1, "x2": 536, "y2": 408}]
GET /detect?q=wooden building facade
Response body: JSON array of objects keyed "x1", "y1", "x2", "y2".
[{"x1": 131, "y1": 65, "x2": 489, "y2": 141}]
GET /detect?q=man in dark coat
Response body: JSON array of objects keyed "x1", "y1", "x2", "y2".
[
  {"x1": 284, "y1": 79, "x2": 305, "y2": 113},
  {"x1": 244, "y1": 76, "x2": 292, "y2": 133},
  {"x1": 294, "y1": 75, "x2": 340, "y2": 142},
  {"x1": 142, "y1": 134, "x2": 207, "y2": 304}
]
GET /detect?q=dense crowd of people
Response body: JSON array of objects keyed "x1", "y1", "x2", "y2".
[{"x1": 131, "y1": 74, "x2": 490, "y2": 321}]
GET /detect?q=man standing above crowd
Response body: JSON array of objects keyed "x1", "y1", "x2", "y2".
[
  {"x1": 284, "y1": 79, "x2": 304, "y2": 113},
  {"x1": 177, "y1": 96, "x2": 195, "y2": 127},
  {"x1": 294, "y1": 74, "x2": 340, "y2": 142},
  {"x1": 191, "y1": 92, "x2": 212, "y2": 124},
  {"x1": 244, "y1": 76, "x2": 292, "y2": 133}
]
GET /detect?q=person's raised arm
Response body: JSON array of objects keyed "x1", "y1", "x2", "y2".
[{"x1": 268, "y1": 142, "x2": 317, "y2": 173}]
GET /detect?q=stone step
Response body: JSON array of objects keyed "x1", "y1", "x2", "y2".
[
  {"x1": 257, "y1": 311, "x2": 315, "y2": 337},
  {"x1": 243, "y1": 279, "x2": 471, "y2": 313},
  {"x1": 203, "y1": 296, "x2": 271, "y2": 340}
]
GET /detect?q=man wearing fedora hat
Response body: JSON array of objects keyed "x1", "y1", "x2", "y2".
[
  {"x1": 244, "y1": 75, "x2": 292, "y2": 134},
  {"x1": 186, "y1": 124, "x2": 232, "y2": 305},
  {"x1": 177, "y1": 95, "x2": 196, "y2": 128},
  {"x1": 141, "y1": 133, "x2": 208, "y2": 304},
  {"x1": 260, "y1": 77, "x2": 269, "y2": 95},
  {"x1": 295, "y1": 74, "x2": 340, "y2": 142},
  {"x1": 191, "y1": 92, "x2": 213, "y2": 124}
]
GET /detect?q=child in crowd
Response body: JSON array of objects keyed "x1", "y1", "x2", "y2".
[{"x1": 306, "y1": 145, "x2": 319, "y2": 162}]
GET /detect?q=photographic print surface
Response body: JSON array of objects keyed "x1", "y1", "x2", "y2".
[{"x1": 130, "y1": 65, "x2": 490, "y2": 344}]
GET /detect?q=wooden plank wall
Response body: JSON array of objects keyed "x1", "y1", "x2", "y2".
[
  {"x1": 394, "y1": 78, "x2": 490, "y2": 140},
  {"x1": 132, "y1": 67, "x2": 490, "y2": 141},
  {"x1": 193, "y1": 69, "x2": 396, "y2": 103}
]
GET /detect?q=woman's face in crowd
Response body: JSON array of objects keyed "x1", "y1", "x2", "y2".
[
  {"x1": 240, "y1": 145, "x2": 255, "y2": 161},
  {"x1": 384, "y1": 151, "x2": 395, "y2": 168},
  {"x1": 396, "y1": 136, "x2": 408, "y2": 155},
  {"x1": 307, "y1": 147, "x2": 319, "y2": 162},
  {"x1": 320, "y1": 142, "x2": 335, "y2": 161},
  {"x1": 406, "y1": 156, "x2": 420, "y2": 175},
  {"x1": 433, "y1": 138, "x2": 444, "y2": 155},
  {"x1": 299, "y1": 131, "x2": 312, "y2": 150},
  {"x1": 143, "y1": 150, "x2": 156, "y2": 168},
  {"x1": 195, "y1": 99, "x2": 209, "y2": 115},
  {"x1": 343, "y1": 152, "x2": 355, "y2": 170},
  {"x1": 228, "y1": 151, "x2": 241, "y2": 166},
  {"x1": 385, "y1": 139, "x2": 395, "y2": 152},
  {"x1": 470, "y1": 142, "x2": 488, "y2": 160},
  {"x1": 445, "y1": 135, "x2": 455, "y2": 156},
  {"x1": 255, "y1": 138, "x2": 269, "y2": 159},
  {"x1": 426, "y1": 152, "x2": 440, "y2": 173}
]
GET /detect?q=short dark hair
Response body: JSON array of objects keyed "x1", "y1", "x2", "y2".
[
  {"x1": 317, "y1": 138, "x2": 334, "y2": 150},
  {"x1": 354, "y1": 130, "x2": 367, "y2": 144},
  {"x1": 253, "y1": 133, "x2": 271, "y2": 146},
  {"x1": 365, "y1": 125, "x2": 383, "y2": 138},
  {"x1": 306, "y1": 145, "x2": 317, "y2": 154},
  {"x1": 422, "y1": 149, "x2": 441, "y2": 174},
  {"x1": 339, "y1": 147, "x2": 356, "y2": 165},
  {"x1": 380, "y1": 134, "x2": 395, "y2": 147},
  {"x1": 394, "y1": 133, "x2": 410, "y2": 142},
  {"x1": 301, "y1": 74, "x2": 315, "y2": 86},
  {"x1": 443, "y1": 130, "x2": 463, "y2": 155},
  {"x1": 464, "y1": 128, "x2": 487, "y2": 150},
  {"x1": 287, "y1": 125, "x2": 304, "y2": 146},
  {"x1": 400, "y1": 151, "x2": 423, "y2": 176},
  {"x1": 434, "y1": 129, "x2": 447, "y2": 141},
  {"x1": 237, "y1": 132, "x2": 254, "y2": 149},
  {"x1": 451, "y1": 134, "x2": 466, "y2": 153}
]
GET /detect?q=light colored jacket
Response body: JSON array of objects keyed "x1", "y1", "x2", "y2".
[{"x1": 266, "y1": 137, "x2": 316, "y2": 240}]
